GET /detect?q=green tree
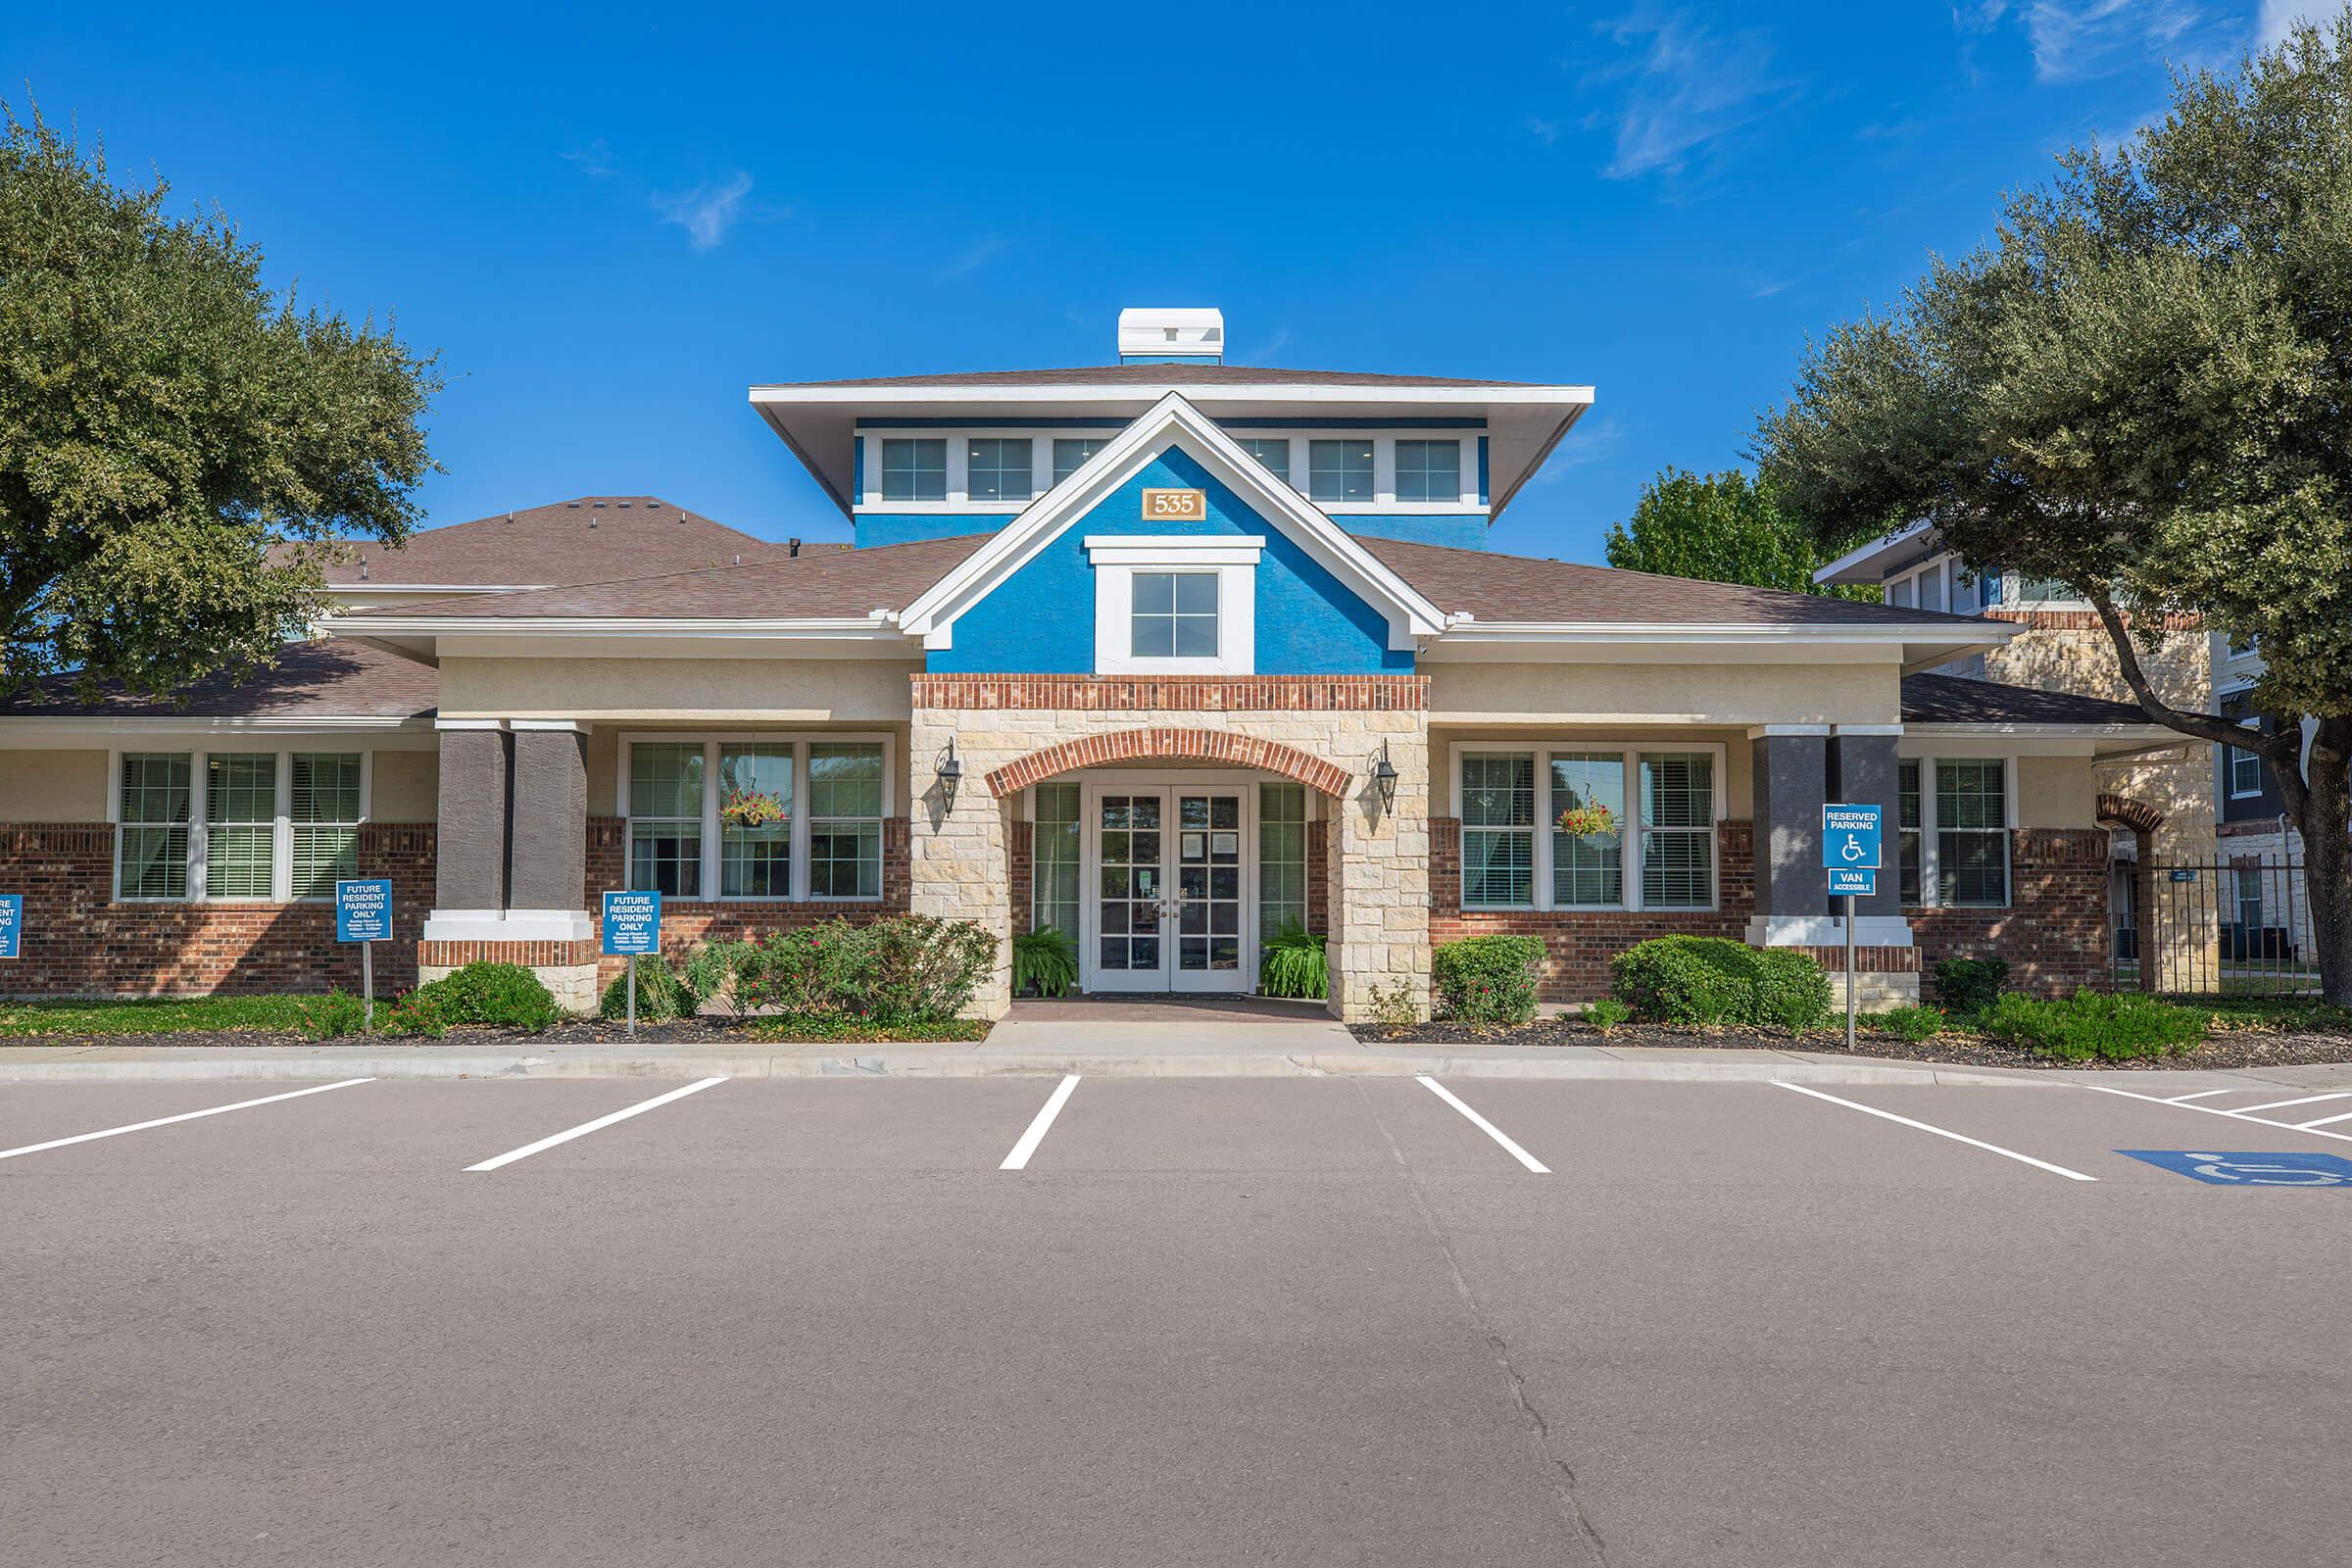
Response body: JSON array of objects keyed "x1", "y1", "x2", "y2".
[
  {"x1": 1754, "y1": 15, "x2": 2352, "y2": 1002},
  {"x1": 1605, "y1": 467, "x2": 1872, "y2": 598},
  {"x1": 0, "y1": 105, "x2": 437, "y2": 700}
]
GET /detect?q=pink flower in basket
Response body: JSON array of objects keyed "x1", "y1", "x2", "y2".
[
  {"x1": 721, "y1": 790, "x2": 788, "y2": 829},
  {"x1": 1553, "y1": 802, "x2": 1617, "y2": 838}
]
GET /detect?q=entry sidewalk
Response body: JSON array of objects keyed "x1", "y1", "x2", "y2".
[{"x1": 6, "y1": 1019, "x2": 2351, "y2": 1092}]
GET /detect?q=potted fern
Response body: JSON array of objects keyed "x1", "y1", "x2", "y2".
[
  {"x1": 1258, "y1": 921, "x2": 1329, "y2": 1001},
  {"x1": 1013, "y1": 925, "x2": 1079, "y2": 998}
]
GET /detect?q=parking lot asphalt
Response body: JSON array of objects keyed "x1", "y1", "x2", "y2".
[{"x1": 7, "y1": 1075, "x2": 2350, "y2": 1567}]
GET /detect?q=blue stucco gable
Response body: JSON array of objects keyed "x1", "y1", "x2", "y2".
[{"x1": 929, "y1": 445, "x2": 1413, "y2": 674}]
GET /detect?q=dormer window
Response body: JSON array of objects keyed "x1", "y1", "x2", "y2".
[
  {"x1": 1086, "y1": 535, "x2": 1262, "y2": 675},
  {"x1": 1053, "y1": 438, "x2": 1107, "y2": 484},
  {"x1": 881, "y1": 439, "x2": 946, "y2": 502},
  {"x1": 966, "y1": 438, "x2": 1033, "y2": 503},
  {"x1": 1308, "y1": 439, "x2": 1374, "y2": 503},
  {"x1": 1394, "y1": 440, "x2": 1461, "y2": 503}
]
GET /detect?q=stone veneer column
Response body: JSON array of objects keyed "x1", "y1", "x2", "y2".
[
  {"x1": 1322, "y1": 722, "x2": 1433, "y2": 1024},
  {"x1": 906, "y1": 712, "x2": 1014, "y2": 1018},
  {"x1": 1745, "y1": 727, "x2": 1831, "y2": 945}
]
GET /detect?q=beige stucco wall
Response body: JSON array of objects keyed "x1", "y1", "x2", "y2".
[
  {"x1": 0, "y1": 749, "x2": 109, "y2": 820},
  {"x1": 369, "y1": 750, "x2": 439, "y2": 821},
  {"x1": 438, "y1": 657, "x2": 921, "y2": 723},
  {"x1": 2017, "y1": 756, "x2": 2097, "y2": 829},
  {"x1": 1426, "y1": 661, "x2": 1902, "y2": 728}
]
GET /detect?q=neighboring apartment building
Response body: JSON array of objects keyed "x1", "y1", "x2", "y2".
[
  {"x1": 1817, "y1": 522, "x2": 2221, "y2": 987},
  {"x1": 2208, "y1": 631, "x2": 2321, "y2": 965},
  {"x1": 0, "y1": 309, "x2": 2180, "y2": 1017}
]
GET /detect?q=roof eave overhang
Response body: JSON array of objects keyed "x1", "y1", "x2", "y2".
[
  {"x1": 0, "y1": 713, "x2": 435, "y2": 735},
  {"x1": 1422, "y1": 621, "x2": 2016, "y2": 667},
  {"x1": 1899, "y1": 720, "x2": 2186, "y2": 758},
  {"x1": 1813, "y1": 519, "x2": 1937, "y2": 585},
  {"x1": 321, "y1": 613, "x2": 916, "y2": 661}
]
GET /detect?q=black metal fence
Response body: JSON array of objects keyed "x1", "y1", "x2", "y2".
[{"x1": 2114, "y1": 853, "x2": 2316, "y2": 997}]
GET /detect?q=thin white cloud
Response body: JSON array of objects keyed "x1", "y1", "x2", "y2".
[
  {"x1": 1525, "y1": 115, "x2": 1561, "y2": 145},
  {"x1": 1249, "y1": 327, "x2": 1294, "y2": 362},
  {"x1": 2258, "y1": 1, "x2": 2335, "y2": 47},
  {"x1": 2017, "y1": 1, "x2": 2225, "y2": 83},
  {"x1": 653, "y1": 172, "x2": 755, "y2": 251},
  {"x1": 1591, "y1": 9, "x2": 1797, "y2": 180},
  {"x1": 1541, "y1": 416, "x2": 1628, "y2": 477},
  {"x1": 938, "y1": 234, "x2": 1008, "y2": 280},
  {"x1": 561, "y1": 137, "x2": 616, "y2": 177}
]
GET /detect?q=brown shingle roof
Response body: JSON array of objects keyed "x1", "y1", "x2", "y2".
[
  {"x1": 364, "y1": 532, "x2": 992, "y2": 620},
  {"x1": 1357, "y1": 537, "x2": 1998, "y2": 628},
  {"x1": 757, "y1": 364, "x2": 1544, "y2": 390},
  {"x1": 301, "y1": 496, "x2": 793, "y2": 587},
  {"x1": 0, "y1": 639, "x2": 437, "y2": 720},
  {"x1": 1901, "y1": 673, "x2": 2156, "y2": 726}
]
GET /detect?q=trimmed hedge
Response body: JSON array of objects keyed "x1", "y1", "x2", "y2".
[
  {"x1": 1431, "y1": 934, "x2": 1544, "y2": 1025},
  {"x1": 409, "y1": 961, "x2": 561, "y2": 1031},
  {"x1": 683, "y1": 914, "x2": 997, "y2": 1025},
  {"x1": 1979, "y1": 990, "x2": 2210, "y2": 1060},
  {"x1": 1608, "y1": 936, "x2": 1833, "y2": 1032},
  {"x1": 1936, "y1": 956, "x2": 2009, "y2": 1016}
]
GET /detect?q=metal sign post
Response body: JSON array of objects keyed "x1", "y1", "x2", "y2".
[
  {"x1": 334, "y1": 879, "x2": 394, "y2": 1032},
  {"x1": 1823, "y1": 805, "x2": 1885, "y2": 1051},
  {"x1": 601, "y1": 891, "x2": 662, "y2": 1037}
]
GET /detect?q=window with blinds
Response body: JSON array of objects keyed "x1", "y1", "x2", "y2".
[
  {"x1": 1032, "y1": 782, "x2": 1082, "y2": 937},
  {"x1": 205, "y1": 753, "x2": 277, "y2": 899},
  {"x1": 119, "y1": 753, "x2": 192, "y2": 900},
  {"x1": 290, "y1": 754, "x2": 362, "y2": 898},
  {"x1": 1257, "y1": 782, "x2": 1309, "y2": 935},
  {"x1": 1639, "y1": 753, "x2": 1715, "y2": 908}
]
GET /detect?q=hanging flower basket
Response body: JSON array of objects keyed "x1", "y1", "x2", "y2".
[
  {"x1": 1553, "y1": 803, "x2": 1617, "y2": 838},
  {"x1": 721, "y1": 790, "x2": 789, "y2": 829}
]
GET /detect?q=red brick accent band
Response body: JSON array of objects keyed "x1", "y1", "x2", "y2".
[
  {"x1": 985, "y1": 728, "x2": 1354, "y2": 799},
  {"x1": 913, "y1": 673, "x2": 1428, "y2": 712},
  {"x1": 418, "y1": 938, "x2": 599, "y2": 969},
  {"x1": 2216, "y1": 817, "x2": 2289, "y2": 839},
  {"x1": 2096, "y1": 792, "x2": 2167, "y2": 836},
  {"x1": 1783, "y1": 945, "x2": 1923, "y2": 973}
]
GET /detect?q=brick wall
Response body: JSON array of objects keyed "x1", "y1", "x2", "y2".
[
  {"x1": 0, "y1": 822, "x2": 434, "y2": 997},
  {"x1": 1911, "y1": 828, "x2": 2111, "y2": 1001},
  {"x1": 582, "y1": 816, "x2": 911, "y2": 985},
  {"x1": 1428, "y1": 818, "x2": 1758, "y2": 1002}
]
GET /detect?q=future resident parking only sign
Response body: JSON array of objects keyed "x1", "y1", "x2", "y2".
[
  {"x1": 334, "y1": 879, "x2": 393, "y2": 944},
  {"x1": 602, "y1": 891, "x2": 662, "y2": 956},
  {"x1": 0, "y1": 893, "x2": 21, "y2": 959}
]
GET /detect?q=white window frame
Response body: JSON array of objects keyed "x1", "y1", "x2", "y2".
[
  {"x1": 1447, "y1": 741, "x2": 1729, "y2": 912},
  {"x1": 615, "y1": 733, "x2": 894, "y2": 904},
  {"x1": 1086, "y1": 536, "x2": 1260, "y2": 675},
  {"x1": 109, "y1": 748, "x2": 372, "y2": 904},
  {"x1": 855, "y1": 428, "x2": 1487, "y2": 515},
  {"x1": 1878, "y1": 553, "x2": 2011, "y2": 613},
  {"x1": 1893, "y1": 751, "x2": 2017, "y2": 909},
  {"x1": 2220, "y1": 689, "x2": 2265, "y2": 800}
]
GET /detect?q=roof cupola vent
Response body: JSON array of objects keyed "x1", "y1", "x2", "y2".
[{"x1": 1116, "y1": 307, "x2": 1223, "y2": 365}]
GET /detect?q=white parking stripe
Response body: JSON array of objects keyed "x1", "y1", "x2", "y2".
[
  {"x1": 1772, "y1": 1082, "x2": 2097, "y2": 1182},
  {"x1": 464, "y1": 1077, "x2": 728, "y2": 1171},
  {"x1": 1000, "y1": 1075, "x2": 1080, "y2": 1170},
  {"x1": 2294, "y1": 1108, "x2": 2352, "y2": 1130},
  {"x1": 2164, "y1": 1089, "x2": 2238, "y2": 1102},
  {"x1": 1415, "y1": 1076, "x2": 1550, "y2": 1173},
  {"x1": 2081, "y1": 1083, "x2": 2352, "y2": 1145},
  {"x1": 2231, "y1": 1093, "x2": 2352, "y2": 1115},
  {"x1": 0, "y1": 1079, "x2": 374, "y2": 1162}
]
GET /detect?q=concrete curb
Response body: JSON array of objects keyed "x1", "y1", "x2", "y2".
[{"x1": 0, "y1": 1044, "x2": 2077, "y2": 1088}]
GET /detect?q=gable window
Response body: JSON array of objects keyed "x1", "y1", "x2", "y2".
[
  {"x1": 1131, "y1": 571, "x2": 1219, "y2": 659},
  {"x1": 880, "y1": 438, "x2": 947, "y2": 502},
  {"x1": 966, "y1": 438, "x2": 1032, "y2": 503},
  {"x1": 1237, "y1": 438, "x2": 1292, "y2": 483},
  {"x1": 1307, "y1": 439, "x2": 1373, "y2": 504},
  {"x1": 115, "y1": 749, "x2": 372, "y2": 903},
  {"x1": 1460, "y1": 753, "x2": 1537, "y2": 908},
  {"x1": 1053, "y1": 438, "x2": 1107, "y2": 485},
  {"x1": 1394, "y1": 440, "x2": 1461, "y2": 504},
  {"x1": 623, "y1": 736, "x2": 892, "y2": 903}
]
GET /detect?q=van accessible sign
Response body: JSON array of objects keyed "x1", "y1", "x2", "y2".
[{"x1": 1822, "y1": 804, "x2": 1884, "y2": 870}]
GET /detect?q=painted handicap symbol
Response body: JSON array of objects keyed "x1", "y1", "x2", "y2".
[{"x1": 2119, "y1": 1150, "x2": 2352, "y2": 1186}]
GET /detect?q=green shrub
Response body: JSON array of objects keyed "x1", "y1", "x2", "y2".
[
  {"x1": 1584, "y1": 997, "x2": 1633, "y2": 1032},
  {"x1": 1258, "y1": 923, "x2": 1329, "y2": 1001},
  {"x1": 409, "y1": 961, "x2": 562, "y2": 1031},
  {"x1": 298, "y1": 989, "x2": 368, "y2": 1040},
  {"x1": 1980, "y1": 990, "x2": 2211, "y2": 1060},
  {"x1": 1432, "y1": 934, "x2": 1544, "y2": 1025},
  {"x1": 598, "y1": 957, "x2": 698, "y2": 1023},
  {"x1": 1014, "y1": 926, "x2": 1079, "y2": 998},
  {"x1": 1936, "y1": 956, "x2": 2009, "y2": 1016},
  {"x1": 1608, "y1": 936, "x2": 1833, "y2": 1032},
  {"x1": 1366, "y1": 980, "x2": 1423, "y2": 1029},
  {"x1": 379, "y1": 990, "x2": 447, "y2": 1038},
  {"x1": 1875, "y1": 1004, "x2": 1946, "y2": 1044},
  {"x1": 682, "y1": 916, "x2": 997, "y2": 1026}
]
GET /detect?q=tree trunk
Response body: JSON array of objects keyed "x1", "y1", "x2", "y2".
[{"x1": 2294, "y1": 719, "x2": 2352, "y2": 1007}]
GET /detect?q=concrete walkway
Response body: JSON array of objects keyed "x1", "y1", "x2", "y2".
[{"x1": 5, "y1": 1021, "x2": 2351, "y2": 1091}]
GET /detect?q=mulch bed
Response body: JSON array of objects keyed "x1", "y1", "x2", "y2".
[{"x1": 1349, "y1": 1017, "x2": 2352, "y2": 1071}]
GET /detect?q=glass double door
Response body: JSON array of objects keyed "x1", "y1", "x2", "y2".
[{"x1": 1088, "y1": 786, "x2": 1250, "y2": 993}]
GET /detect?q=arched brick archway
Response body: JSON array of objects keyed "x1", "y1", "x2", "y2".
[
  {"x1": 984, "y1": 727, "x2": 1354, "y2": 799},
  {"x1": 2096, "y1": 793, "x2": 2166, "y2": 836}
]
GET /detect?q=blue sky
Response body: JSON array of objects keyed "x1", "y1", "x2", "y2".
[{"x1": 9, "y1": 1, "x2": 2333, "y2": 563}]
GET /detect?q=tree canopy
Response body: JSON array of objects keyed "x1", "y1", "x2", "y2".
[
  {"x1": 0, "y1": 105, "x2": 437, "y2": 700},
  {"x1": 1752, "y1": 13, "x2": 2352, "y2": 1000},
  {"x1": 1604, "y1": 466, "x2": 1872, "y2": 598}
]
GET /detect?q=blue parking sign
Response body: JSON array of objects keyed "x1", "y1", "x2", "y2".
[
  {"x1": 602, "y1": 890, "x2": 662, "y2": 956},
  {"x1": 1827, "y1": 866, "x2": 1878, "y2": 898},
  {"x1": 1822, "y1": 804, "x2": 1883, "y2": 871},
  {"x1": 2119, "y1": 1150, "x2": 2352, "y2": 1187},
  {"x1": 334, "y1": 879, "x2": 393, "y2": 943},
  {"x1": 0, "y1": 893, "x2": 21, "y2": 959}
]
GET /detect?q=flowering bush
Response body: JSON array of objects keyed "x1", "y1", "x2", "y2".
[
  {"x1": 1431, "y1": 934, "x2": 1544, "y2": 1025},
  {"x1": 720, "y1": 790, "x2": 789, "y2": 829},
  {"x1": 1553, "y1": 802, "x2": 1617, "y2": 838}
]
